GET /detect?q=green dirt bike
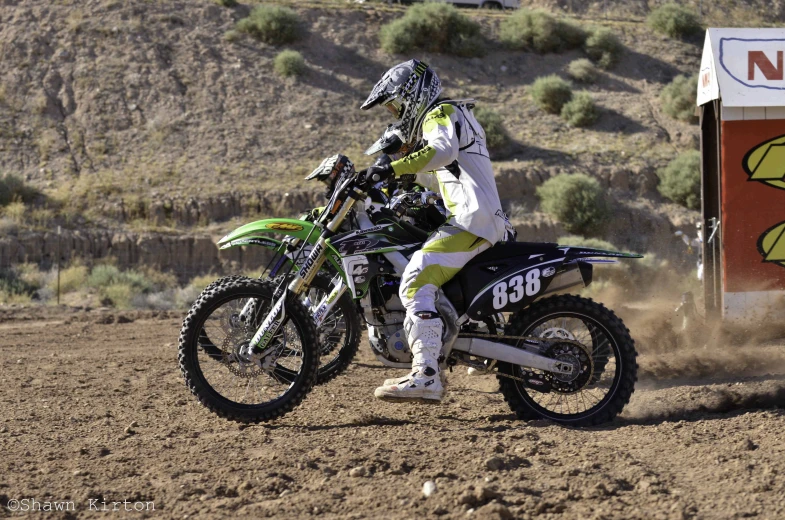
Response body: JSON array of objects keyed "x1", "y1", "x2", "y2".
[
  {"x1": 178, "y1": 155, "x2": 642, "y2": 425},
  {"x1": 191, "y1": 169, "x2": 449, "y2": 386}
]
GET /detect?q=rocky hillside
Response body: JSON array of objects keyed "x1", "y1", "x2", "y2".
[
  {"x1": 0, "y1": 0, "x2": 754, "y2": 272},
  {"x1": 523, "y1": 0, "x2": 785, "y2": 21}
]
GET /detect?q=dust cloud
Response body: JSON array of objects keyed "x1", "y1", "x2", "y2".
[
  {"x1": 588, "y1": 268, "x2": 785, "y2": 421},
  {"x1": 588, "y1": 263, "x2": 785, "y2": 382}
]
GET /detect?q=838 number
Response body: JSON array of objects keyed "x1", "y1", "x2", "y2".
[{"x1": 492, "y1": 269, "x2": 541, "y2": 310}]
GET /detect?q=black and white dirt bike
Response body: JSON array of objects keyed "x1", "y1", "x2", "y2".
[{"x1": 178, "y1": 154, "x2": 641, "y2": 425}]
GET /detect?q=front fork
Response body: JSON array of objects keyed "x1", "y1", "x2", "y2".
[
  {"x1": 247, "y1": 236, "x2": 329, "y2": 353},
  {"x1": 310, "y1": 275, "x2": 348, "y2": 328},
  {"x1": 246, "y1": 190, "x2": 359, "y2": 355}
]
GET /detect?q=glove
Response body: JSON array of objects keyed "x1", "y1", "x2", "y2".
[
  {"x1": 373, "y1": 154, "x2": 392, "y2": 168},
  {"x1": 359, "y1": 161, "x2": 394, "y2": 186}
]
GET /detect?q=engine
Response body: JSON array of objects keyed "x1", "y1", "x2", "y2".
[
  {"x1": 363, "y1": 188, "x2": 446, "y2": 366},
  {"x1": 367, "y1": 278, "x2": 412, "y2": 364},
  {"x1": 368, "y1": 313, "x2": 410, "y2": 364}
]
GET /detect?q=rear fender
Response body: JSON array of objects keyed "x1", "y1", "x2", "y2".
[
  {"x1": 558, "y1": 245, "x2": 644, "y2": 261},
  {"x1": 217, "y1": 218, "x2": 345, "y2": 276},
  {"x1": 464, "y1": 253, "x2": 569, "y2": 320},
  {"x1": 462, "y1": 245, "x2": 640, "y2": 320}
]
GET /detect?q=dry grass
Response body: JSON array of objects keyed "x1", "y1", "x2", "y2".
[
  {"x1": 3, "y1": 201, "x2": 26, "y2": 224},
  {"x1": 66, "y1": 9, "x2": 86, "y2": 33}
]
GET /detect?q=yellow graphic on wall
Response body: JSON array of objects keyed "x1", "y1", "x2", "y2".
[
  {"x1": 743, "y1": 134, "x2": 785, "y2": 190},
  {"x1": 758, "y1": 222, "x2": 785, "y2": 268},
  {"x1": 744, "y1": 135, "x2": 785, "y2": 271}
]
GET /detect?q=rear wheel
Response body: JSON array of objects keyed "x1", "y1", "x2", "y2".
[
  {"x1": 497, "y1": 294, "x2": 637, "y2": 426},
  {"x1": 178, "y1": 277, "x2": 319, "y2": 423}
]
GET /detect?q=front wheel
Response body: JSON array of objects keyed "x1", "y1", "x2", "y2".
[
  {"x1": 196, "y1": 272, "x2": 360, "y2": 385},
  {"x1": 178, "y1": 277, "x2": 319, "y2": 423},
  {"x1": 497, "y1": 294, "x2": 637, "y2": 426}
]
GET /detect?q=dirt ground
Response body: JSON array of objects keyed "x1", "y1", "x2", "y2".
[{"x1": 2, "y1": 305, "x2": 785, "y2": 519}]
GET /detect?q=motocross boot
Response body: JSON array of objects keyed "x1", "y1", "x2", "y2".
[
  {"x1": 375, "y1": 313, "x2": 444, "y2": 402},
  {"x1": 382, "y1": 370, "x2": 448, "y2": 387}
]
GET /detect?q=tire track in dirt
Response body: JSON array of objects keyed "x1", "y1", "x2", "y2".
[{"x1": 1, "y1": 308, "x2": 784, "y2": 519}]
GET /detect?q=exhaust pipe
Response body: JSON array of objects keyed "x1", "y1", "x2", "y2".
[{"x1": 452, "y1": 337, "x2": 574, "y2": 375}]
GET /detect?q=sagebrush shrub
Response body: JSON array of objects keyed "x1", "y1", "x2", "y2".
[
  {"x1": 0, "y1": 267, "x2": 39, "y2": 303},
  {"x1": 647, "y1": 3, "x2": 702, "y2": 39},
  {"x1": 537, "y1": 173, "x2": 610, "y2": 234},
  {"x1": 500, "y1": 9, "x2": 585, "y2": 53},
  {"x1": 224, "y1": 29, "x2": 241, "y2": 42},
  {"x1": 658, "y1": 150, "x2": 701, "y2": 210},
  {"x1": 15, "y1": 263, "x2": 49, "y2": 291},
  {"x1": 561, "y1": 92, "x2": 598, "y2": 127},
  {"x1": 473, "y1": 107, "x2": 509, "y2": 151},
  {"x1": 188, "y1": 274, "x2": 221, "y2": 291},
  {"x1": 531, "y1": 75, "x2": 573, "y2": 114},
  {"x1": 88, "y1": 265, "x2": 153, "y2": 292},
  {"x1": 274, "y1": 50, "x2": 305, "y2": 77},
  {"x1": 660, "y1": 74, "x2": 698, "y2": 123},
  {"x1": 0, "y1": 174, "x2": 36, "y2": 206},
  {"x1": 380, "y1": 3, "x2": 485, "y2": 57},
  {"x1": 55, "y1": 264, "x2": 88, "y2": 294},
  {"x1": 87, "y1": 264, "x2": 121, "y2": 288},
  {"x1": 584, "y1": 27, "x2": 623, "y2": 69},
  {"x1": 236, "y1": 6, "x2": 301, "y2": 45},
  {"x1": 104, "y1": 283, "x2": 135, "y2": 309},
  {"x1": 215, "y1": 0, "x2": 237, "y2": 7},
  {"x1": 2, "y1": 201, "x2": 25, "y2": 223},
  {"x1": 566, "y1": 58, "x2": 598, "y2": 83}
]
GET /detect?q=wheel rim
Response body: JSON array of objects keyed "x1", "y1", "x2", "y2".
[
  {"x1": 195, "y1": 293, "x2": 306, "y2": 407},
  {"x1": 511, "y1": 312, "x2": 620, "y2": 419}
]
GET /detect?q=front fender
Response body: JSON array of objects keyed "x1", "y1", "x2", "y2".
[
  {"x1": 218, "y1": 218, "x2": 317, "y2": 248},
  {"x1": 217, "y1": 218, "x2": 345, "y2": 277}
]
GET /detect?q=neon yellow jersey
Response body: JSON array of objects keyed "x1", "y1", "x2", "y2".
[{"x1": 390, "y1": 103, "x2": 506, "y2": 245}]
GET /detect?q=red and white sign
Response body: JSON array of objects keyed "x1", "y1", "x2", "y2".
[{"x1": 698, "y1": 29, "x2": 785, "y2": 107}]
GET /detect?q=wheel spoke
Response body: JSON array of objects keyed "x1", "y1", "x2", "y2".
[
  {"x1": 194, "y1": 290, "x2": 306, "y2": 406},
  {"x1": 509, "y1": 311, "x2": 622, "y2": 418}
]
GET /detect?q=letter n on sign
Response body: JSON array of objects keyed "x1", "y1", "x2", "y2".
[{"x1": 748, "y1": 51, "x2": 784, "y2": 80}]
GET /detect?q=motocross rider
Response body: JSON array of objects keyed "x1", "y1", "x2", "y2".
[{"x1": 360, "y1": 59, "x2": 508, "y2": 402}]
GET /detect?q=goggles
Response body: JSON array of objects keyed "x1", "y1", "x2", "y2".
[{"x1": 384, "y1": 99, "x2": 403, "y2": 118}]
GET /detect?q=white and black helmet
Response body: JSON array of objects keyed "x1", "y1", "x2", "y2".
[{"x1": 361, "y1": 59, "x2": 442, "y2": 147}]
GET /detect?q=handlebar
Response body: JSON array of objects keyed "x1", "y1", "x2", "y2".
[{"x1": 307, "y1": 153, "x2": 441, "y2": 233}]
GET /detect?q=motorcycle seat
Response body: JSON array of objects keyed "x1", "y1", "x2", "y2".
[{"x1": 466, "y1": 241, "x2": 559, "y2": 266}]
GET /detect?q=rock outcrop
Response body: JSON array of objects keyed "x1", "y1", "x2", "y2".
[{"x1": 0, "y1": 228, "x2": 272, "y2": 281}]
